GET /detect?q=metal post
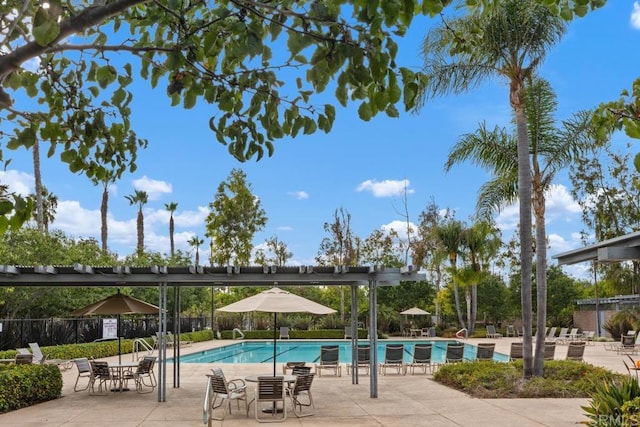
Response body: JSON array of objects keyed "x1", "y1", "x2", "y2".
[
  {"x1": 369, "y1": 279, "x2": 378, "y2": 398},
  {"x1": 593, "y1": 262, "x2": 600, "y2": 337},
  {"x1": 350, "y1": 284, "x2": 358, "y2": 384},
  {"x1": 158, "y1": 281, "x2": 167, "y2": 402},
  {"x1": 173, "y1": 285, "x2": 180, "y2": 388}
]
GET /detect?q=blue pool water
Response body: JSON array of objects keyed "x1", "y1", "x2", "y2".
[{"x1": 177, "y1": 340, "x2": 509, "y2": 364}]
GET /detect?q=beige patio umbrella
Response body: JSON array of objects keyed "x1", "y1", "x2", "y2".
[
  {"x1": 400, "y1": 307, "x2": 431, "y2": 316},
  {"x1": 71, "y1": 290, "x2": 159, "y2": 364},
  {"x1": 216, "y1": 287, "x2": 336, "y2": 375}
]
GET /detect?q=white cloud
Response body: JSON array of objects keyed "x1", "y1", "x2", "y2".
[
  {"x1": 0, "y1": 170, "x2": 33, "y2": 196},
  {"x1": 288, "y1": 191, "x2": 309, "y2": 200},
  {"x1": 356, "y1": 179, "x2": 414, "y2": 198},
  {"x1": 380, "y1": 220, "x2": 417, "y2": 240},
  {"x1": 632, "y1": 2, "x2": 640, "y2": 29},
  {"x1": 277, "y1": 226, "x2": 294, "y2": 231},
  {"x1": 131, "y1": 176, "x2": 172, "y2": 200}
]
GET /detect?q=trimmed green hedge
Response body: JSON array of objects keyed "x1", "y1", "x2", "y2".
[
  {"x1": 0, "y1": 330, "x2": 214, "y2": 361},
  {"x1": 218, "y1": 329, "x2": 367, "y2": 340},
  {"x1": 0, "y1": 364, "x2": 62, "y2": 413}
]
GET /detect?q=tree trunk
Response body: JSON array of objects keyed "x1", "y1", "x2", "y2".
[
  {"x1": 533, "y1": 185, "x2": 548, "y2": 376},
  {"x1": 169, "y1": 215, "x2": 175, "y2": 257},
  {"x1": 514, "y1": 87, "x2": 534, "y2": 379},
  {"x1": 465, "y1": 288, "x2": 472, "y2": 332},
  {"x1": 101, "y1": 186, "x2": 108, "y2": 253},
  {"x1": 137, "y1": 210, "x2": 144, "y2": 254},
  {"x1": 453, "y1": 282, "x2": 466, "y2": 329},
  {"x1": 470, "y1": 283, "x2": 477, "y2": 334},
  {"x1": 32, "y1": 141, "x2": 44, "y2": 232}
]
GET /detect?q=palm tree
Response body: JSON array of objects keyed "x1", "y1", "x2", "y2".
[
  {"x1": 188, "y1": 235, "x2": 204, "y2": 266},
  {"x1": 416, "y1": 0, "x2": 566, "y2": 378},
  {"x1": 445, "y1": 77, "x2": 590, "y2": 374},
  {"x1": 91, "y1": 171, "x2": 116, "y2": 253},
  {"x1": 437, "y1": 219, "x2": 465, "y2": 329},
  {"x1": 165, "y1": 202, "x2": 178, "y2": 257},
  {"x1": 31, "y1": 139, "x2": 44, "y2": 232},
  {"x1": 30, "y1": 186, "x2": 57, "y2": 233},
  {"x1": 125, "y1": 190, "x2": 148, "y2": 255}
]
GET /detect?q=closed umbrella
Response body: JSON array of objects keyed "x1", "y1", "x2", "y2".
[
  {"x1": 71, "y1": 290, "x2": 159, "y2": 365},
  {"x1": 216, "y1": 287, "x2": 336, "y2": 376}
]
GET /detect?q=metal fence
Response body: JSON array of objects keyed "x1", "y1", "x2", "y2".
[{"x1": 0, "y1": 316, "x2": 208, "y2": 350}]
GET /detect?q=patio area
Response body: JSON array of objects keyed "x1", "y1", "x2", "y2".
[{"x1": 0, "y1": 337, "x2": 627, "y2": 426}]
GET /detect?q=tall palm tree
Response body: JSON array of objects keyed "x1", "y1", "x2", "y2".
[
  {"x1": 125, "y1": 190, "x2": 148, "y2": 255},
  {"x1": 165, "y1": 202, "x2": 178, "y2": 257},
  {"x1": 188, "y1": 235, "x2": 204, "y2": 266},
  {"x1": 437, "y1": 219, "x2": 465, "y2": 329},
  {"x1": 30, "y1": 186, "x2": 57, "y2": 233},
  {"x1": 91, "y1": 171, "x2": 116, "y2": 253},
  {"x1": 417, "y1": 0, "x2": 566, "y2": 378},
  {"x1": 32, "y1": 140, "x2": 44, "y2": 232},
  {"x1": 445, "y1": 77, "x2": 590, "y2": 374}
]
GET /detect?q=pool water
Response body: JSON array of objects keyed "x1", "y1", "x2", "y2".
[{"x1": 177, "y1": 340, "x2": 509, "y2": 364}]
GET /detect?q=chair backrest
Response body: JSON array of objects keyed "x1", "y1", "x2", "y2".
[
  {"x1": 476, "y1": 343, "x2": 495, "y2": 361},
  {"x1": 622, "y1": 334, "x2": 636, "y2": 347},
  {"x1": 506, "y1": 325, "x2": 515, "y2": 335},
  {"x1": 429, "y1": 327, "x2": 436, "y2": 337},
  {"x1": 75, "y1": 357, "x2": 91, "y2": 374},
  {"x1": 510, "y1": 342, "x2": 523, "y2": 360},
  {"x1": 547, "y1": 327, "x2": 557, "y2": 338},
  {"x1": 557, "y1": 328, "x2": 569, "y2": 338},
  {"x1": 357, "y1": 346, "x2": 371, "y2": 363},
  {"x1": 569, "y1": 328, "x2": 579, "y2": 336},
  {"x1": 15, "y1": 353, "x2": 33, "y2": 364},
  {"x1": 279, "y1": 326, "x2": 289, "y2": 338},
  {"x1": 320, "y1": 345, "x2": 339, "y2": 365},
  {"x1": 544, "y1": 342, "x2": 556, "y2": 360},
  {"x1": 290, "y1": 373, "x2": 314, "y2": 395},
  {"x1": 90, "y1": 360, "x2": 110, "y2": 378},
  {"x1": 566, "y1": 341, "x2": 586, "y2": 360},
  {"x1": 256, "y1": 376, "x2": 284, "y2": 400},
  {"x1": 28, "y1": 342, "x2": 44, "y2": 362},
  {"x1": 412, "y1": 344, "x2": 432, "y2": 363},
  {"x1": 208, "y1": 371, "x2": 229, "y2": 395},
  {"x1": 291, "y1": 365, "x2": 312, "y2": 375},
  {"x1": 486, "y1": 325, "x2": 496, "y2": 334},
  {"x1": 137, "y1": 357, "x2": 154, "y2": 374},
  {"x1": 344, "y1": 326, "x2": 353, "y2": 339},
  {"x1": 445, "y1": 343, "x2": 465, "y2": 362},
  {"x1": 384, "y1": 344, "x2": 404, "y2": 364}
]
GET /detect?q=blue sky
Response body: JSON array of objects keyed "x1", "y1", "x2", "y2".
[{"x1": 1, "y1": 2, "x2": 640, "y2": 280}]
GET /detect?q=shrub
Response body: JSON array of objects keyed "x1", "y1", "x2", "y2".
[
  {"x1": 604, "y1": 310, "x2": 640, "y2": 341},
  {"x1": 0, "y1": 364, "x2": 62, "y2": 413},
  {"x1": 434, "y1": 360, "x2": 621, "y2": 399}
]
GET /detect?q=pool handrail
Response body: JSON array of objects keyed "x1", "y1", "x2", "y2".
[{"x1": 232, "y1": 328, "x2": 245, "y2": 339}]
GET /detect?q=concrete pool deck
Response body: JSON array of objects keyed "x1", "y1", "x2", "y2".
[{"x1": 0, "y1": 337, "x2": 629, "y2": 426}]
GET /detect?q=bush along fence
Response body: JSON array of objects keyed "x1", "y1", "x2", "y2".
[{"x1": 0, "y1": 316, "x2": 208, "y2": 351}]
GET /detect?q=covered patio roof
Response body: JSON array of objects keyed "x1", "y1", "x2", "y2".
[{"x1": 552, "y1": 230, "x2": 640, "y2": 265}]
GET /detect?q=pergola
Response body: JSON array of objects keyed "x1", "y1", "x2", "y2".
[
  {"x1": 552, "y1": 230, "x2": 640, "y2": 336},
  {"x1": 0, "y1": 264, "x2": 425, "y2": 401}
]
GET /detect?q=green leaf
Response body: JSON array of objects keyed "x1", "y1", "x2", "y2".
[
  {"x1": 358, "y1": 102, "x2": 373, "y2": 121},
  {"x1": 0, "y1": 200, "x2": 12, "y2": 215},
  {"x1": 32, "y1": 8, "x2": 60, "y2": 46},
  {"x1": 386, "y1": 105, "x2": 399, "y2": 118},
  {"x1": 184, "y1": 90, "x2": 197, "y2": 109}
]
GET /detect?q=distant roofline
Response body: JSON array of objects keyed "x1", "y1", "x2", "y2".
[{"x1": 552, "y1": 231, "x2": 640, "y2": 265}]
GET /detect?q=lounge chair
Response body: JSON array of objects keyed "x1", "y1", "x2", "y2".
[
  {"x1": 581, "y1": 331, "x2": 596, "y2": 345},
  {"x1": 314, "y1": 345, "x2": 341, "y2": 377},
  {"x1": 509, "y1": 342, "x2": 523, "y2": 361},
  {"x1": 505, "y1": 325, "x2": 516, "y2": 337},
  {"x1": 544, "y1": 342, "x2": 556, "y2": 360},
  {"x1": 554, "y1": 328, "x2": 569, "y2": 343},
  {"x1": 557, "y1": 328, "x2": 580, "y2": 345},
  {"x1": 618, "y1": 335, "x2": 638, "y2": 355},
  {"x1": 379, "y1": 344, "x2": 406, "y2": 375},
  {"x1": 279, "y1": 326, "x2": 290, "y2": 339},
  {"x1": 166, "y1": 331, "x2": 193, "y2": 347},
  {"x1": 546, "y1": 326, "x2": 558, "y2": 340},
  {"x1": 346, "y1": 345, "x2": 370, "y2": 375},
  {"x1": 445, "y1": 343, "x2": 465, "y2": 363},
  {"x1": 282, "y1": 362, "x2": 306, "y2": 375},
  {"x1": 28, "y1": 342, "x2": 73, "y2": 370},
  {"x1": 15, "y1": 353, "x2": 34, "y2": 364},
  {"x1": 73, "y1": 357, "x2": 92, "y2": 392},
  {"x1": 475, "y1": 343, "x2": 495, "y2": 361},
  {"x1": 291, "y1": 365, "x2": 312, "y2": 376},
  {"x1": 566, "y1": 341, "x2": 586, "y2": 361},
  {"x1": 406, "y1": 343, "x2": 432, "y2": 374},
  {"x1": 486, "y1": 325, "x2": 502, "y2": 338},
  {"x1": 254, "y1": 376, "x2": 286, "y2": 422},
  {"x1": 344, "y1": 326, "x2": 354, "y2": 340},
  {"x1": 286, "y1": 373, "x2": 315, "y2": 418},
  {"x1": 206, "y1": 369, "x2": 248, "y2": 421}
]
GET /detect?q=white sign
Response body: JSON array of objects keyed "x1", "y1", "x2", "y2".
[
  {"x1": 103, "y1": 318, "x2": 118, "y2": 339},
  {"x1": 0, "y1": 322, "x2": 3, "y2": 332}
]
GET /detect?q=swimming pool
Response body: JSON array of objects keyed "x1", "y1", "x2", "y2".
[{"x1": 177, "y1": 340, "x2": 509, "y2": 364}]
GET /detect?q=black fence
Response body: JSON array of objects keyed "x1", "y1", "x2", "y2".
[{"x1": 0, "y1": 317, "x2": 208, "y2": 350}]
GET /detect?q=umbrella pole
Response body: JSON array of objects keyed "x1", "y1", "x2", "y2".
[
  {"x1": 273, "y1": 312, "x2": 277, "y2": 377},
  {"x1": 118, "y1": 313, "x2": 122, "y2": 365}
]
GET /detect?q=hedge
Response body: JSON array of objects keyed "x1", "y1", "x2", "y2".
[{"x1": 0, "y1": 364, "x2": 62, "y2": 413}]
